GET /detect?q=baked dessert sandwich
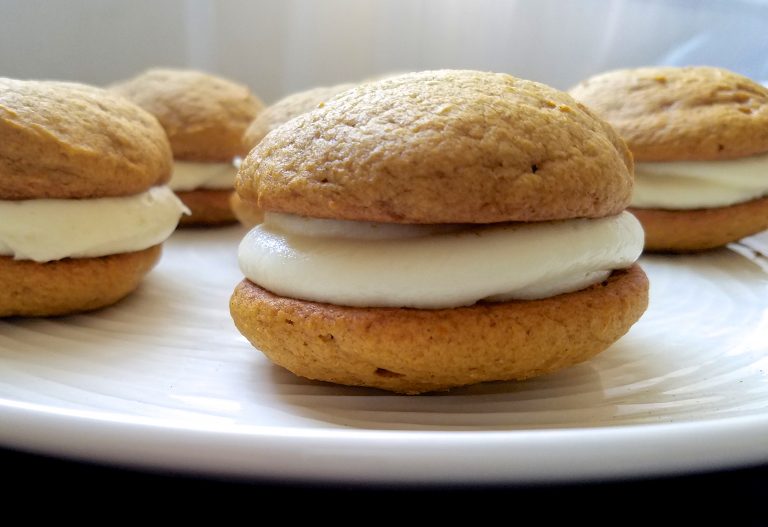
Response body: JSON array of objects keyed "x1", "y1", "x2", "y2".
[
  {"x1": 112, "y1": 68, "x2": 263, "y2": 226},
  {"x1": 570, "y1": 66, "x2": 768, "y2": 252},
  {"x1": 230, "y1": 70, "x2": 649, "y2": 394},
  {"x1": 232, "y1": 82, "x2": 355, "y2": 227},
  {"x1": 0, "y1": 77, "x2": 187, "y2": 317}
]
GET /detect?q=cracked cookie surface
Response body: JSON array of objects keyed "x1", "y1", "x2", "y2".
[
  {"x1": 238, "y1": 70, "x2": 633, "y2": 223},
  {"x1": 569, "y1": 66, "x2": 768, "y2": 161}
]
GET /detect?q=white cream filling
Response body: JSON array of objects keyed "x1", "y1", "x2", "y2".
[
  {"x1": 237, "y1": 211, "x2": 644, "y2": 309},
  {"x1": 632, "y1": 152, "x2": 768, "y2": 209},
  {"x1": 169, "y1": 161, "x2": 237, "y2": 191},
  {"x1": 0, "y1": 186, "x2": 189, "y2": 262}
]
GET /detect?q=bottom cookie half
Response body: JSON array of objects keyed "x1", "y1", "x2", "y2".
[
  {"x1": 230, "y1": 265, "x2": 649, "y2": 394},
  {"x1": 177, "y1": 189, "x2": 238, "y2": 227},
  {"x1": 0, "y1": 245, "x2": 161, "y2": 317},
  {"x1": 631, "y1": 195, "x2": 768, "y2": 252}
]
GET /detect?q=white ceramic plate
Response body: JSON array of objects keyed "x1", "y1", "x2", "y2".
[{"x1": 1, "y1": 226, "x2": 768, "y2": 484}]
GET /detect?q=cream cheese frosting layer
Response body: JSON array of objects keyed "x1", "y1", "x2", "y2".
[
  {"x1": 170, "y1": 161, "x2": 237, "y2": 191},
  {"x1": 238, "y1": 211, "x2": 644, "y2": 309},
  {"x1": 0, "y1": 186, "x2": 189, "y2": 262},
  {"x1": 633, "y1": 152, "x2": 768, "y2": 209}
]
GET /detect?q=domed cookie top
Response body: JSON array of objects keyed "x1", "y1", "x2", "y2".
[
  {"x1": 242, "y1": 83, "x2": 355, "y2": 152},
  {"x1": 237, "y1": 70, "x2": 633, "y2": 224},
  {"x1": 111, "y1": 68, "x2": 264, "y2": 161},
  {"x1": 0, "y1": 77, "x2": 172, "y2": 200},
  {"x1": 569, "y1": 66, "x2": 768, "y2": 162}
]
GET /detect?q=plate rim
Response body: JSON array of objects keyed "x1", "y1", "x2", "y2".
[{"x1": 3, "y1": 396, "x2": 767, "y2": 484}]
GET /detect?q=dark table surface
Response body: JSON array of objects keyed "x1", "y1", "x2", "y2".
[{"x1": 5, "y1": 446, "x2": 766, "y2": 519}]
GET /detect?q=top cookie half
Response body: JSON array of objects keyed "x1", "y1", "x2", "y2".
[
  {"x1": 0, "y1": 77, "x2": 172, "y2": 200},
  {"x1": 242, "y1": 83, "x2": 355, "y2": 153},
  {"x1": 237, "y1": 70, "x2": 633, "y2": 224},
  {"x1": 569, "y1": 66, "x2": 768, "y2": 162},
  {"x1": 112, "y1": 68, "x2": 264, "y2": 161}
]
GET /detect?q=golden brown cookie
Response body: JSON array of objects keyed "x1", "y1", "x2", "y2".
[
  {"x1": 568, "y1": 66, "x2": 768, "y2": 162},
  {"x1": 570, "y1": 66, "x2": 768, "y2": 251},
  {"x1": 112, "y1": 69, "x2": 263, "y2": 227},
  {"x1": 235, "y1": 83, "x2": 354, "y2": 227},
  {"x1": 1, "y1": 77, "x2": 180, "y2": 317},
  {"x1": 242, "y1": 83, "x2": 355, "y2": 152},
  {"x1": 111, "y1": 68, "x2": 263, "y2": 161},
  {"x1": 232, "y1": 70, "x2": 647, "y2": 393},
  {"x1": 176, "y1": 189, "x2": 237, "y2": 226},
  {"x1": 0, "y1": 77, "x2": 172, "y2": 200},
  {"x1": 237, "y1": 70, "x2": 633, "y2": 224},
  {"x1": 0, "y1": 246, "x2": 161, "y2": 317},
  {"x1": 630, "y1": 196, "x2": 768, "y2": 252},
  {"x1": 229, "y1": 191, "x2": 264, "y2": 228},
  {"x1": 231, "y1": 265, "x2": 649, "y2": 394}
]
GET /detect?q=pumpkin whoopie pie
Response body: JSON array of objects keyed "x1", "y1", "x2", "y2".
[
  {"x1": 570, "y1": 66, "x2": 768, "y2": 252},
  {"x1": 112, "y1": 68, "x2": 263, "y2": 226},
  {"x1": 230, "y1": 70, "x2": 649, "y2": 394},
  {"x1": 231, "y1": 82, "x2": 355, "y2": 227},
  {"x1": 0, "y1": 77, "x2": 186, "y2": 316}
]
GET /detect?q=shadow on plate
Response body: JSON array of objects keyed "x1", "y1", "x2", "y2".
[{"x1": 251, "y1": 358, "x2": 615, "y2": 431}]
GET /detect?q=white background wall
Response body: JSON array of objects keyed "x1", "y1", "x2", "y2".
[{"x1": 1, "y1": 0, "x2": 767, "y2": 103}]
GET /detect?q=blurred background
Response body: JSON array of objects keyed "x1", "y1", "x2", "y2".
[{"x1": 1, "y1": 0, "x2": 767, "y2": 102}]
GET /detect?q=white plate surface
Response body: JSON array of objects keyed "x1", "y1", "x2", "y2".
[{"x1": 1, "y1": 226, "x2": 768, "y2": 484}]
